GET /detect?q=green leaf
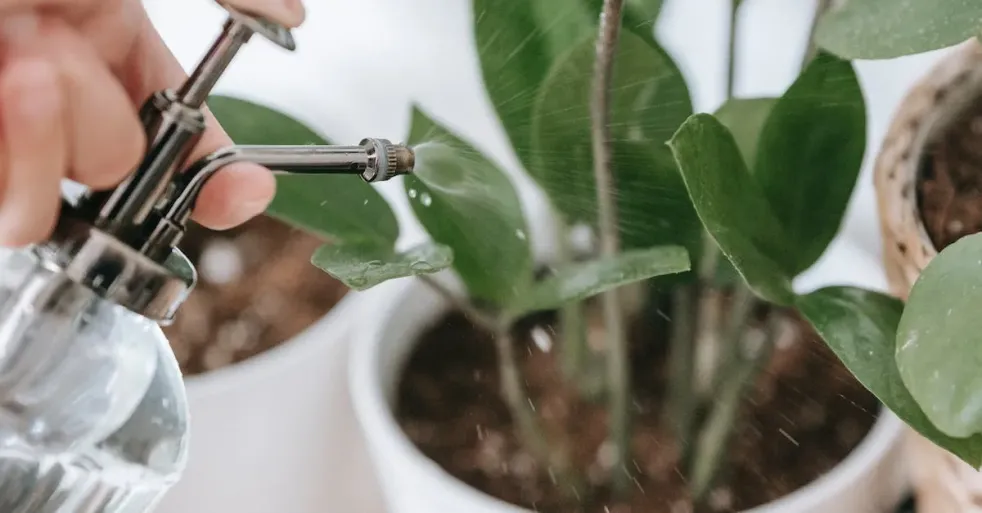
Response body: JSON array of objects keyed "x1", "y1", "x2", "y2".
[
  {"x1": 405, "y1": 107, "x2": 532, "y2": 305},
  {"x1": 311, "y1": 242, "x2": 453, "y2": 291},
  {"x1": 473, "y1": 0, "x2": 590, "y2": 169},
  {"x1": 797, "y1": 286, "x2": 982, "y2": 469},
  {"x1": 627, "y1": 0, "x2": 663, "y2": 20},
  {"x1": 668, "y1": 114, "x2": 794, "y2": 305},
  {"x1": 531, "y1": 30, "x2": 697, "y2": 252},
  {"x1": 208, "y1": 95, "x2": 399, "y2": 248},
  {"x1": 513, "y1": 245, "x2": 690, "y2": 313},
  {"x1": 754, "y1": 53, "x2": 866, "y2": 275},
  {"x1": 897, "y1": 233, "x2": 982, "y2": 439},
  {"x1": 816, "y1": 0, "x2": 982, "y2": 59},
  {"x1": 714, "y1": 97, "x2": 777, "y2": 171}
]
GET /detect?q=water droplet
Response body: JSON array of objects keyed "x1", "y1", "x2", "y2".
[
  {"x1": 530, "y1": 326, "x2": 552, "y2": 352},
  {"x1": 408, "y1": 188, "x2": 418, "y2": 199},
  {"x1": 411, "y1": 261, "x2": 435, "y2": 273},
  {"x1": 320, "y1": 200, "x2": 328, "y2": 206},
  {"x1": 363, "y1": 199, "x2": 369, "y2": 205},
  {"x1": 420, "y1": 192, "x2": 432, "y2": 207},
  {"x1": 515, "y1": 229, "x2": 527, "y2": 241},
  {"x1": 366, "y1": 260, "x2": 384, "y2": 269},
  {"x1": 348, "y1": 276, "x2": 368, "y2": 288}
]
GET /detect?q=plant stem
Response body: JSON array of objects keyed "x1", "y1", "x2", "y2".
[
  {"x1": 418, "y1": 275, "x2": 579, "y2": 493},
  {"x1": 667, "y1": 285, "x2": 697, "y2": 447},
  {"x1": 800, "y1": 0, "x2": 831, "y2": 70},
  {"x1": 690, "y1": 313, "x2": 780, "y2": 502},
  {"x1": 725, "y1": 0, "x2": 740, "y2": 99},
  {"x1": 711, "y1": 284, "x2": 757, "y2": 391},
  {"x1": 591, "y1": 0, "x2": 630, "y2": 493}
]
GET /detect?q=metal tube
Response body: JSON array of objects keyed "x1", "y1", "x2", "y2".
[{"x1": 178, "y1": 19, "x2": 254, "y2": 108}]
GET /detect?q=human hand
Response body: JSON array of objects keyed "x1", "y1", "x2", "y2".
[{"x1": 0, "y1": 0, "x2": 305, "y2": 246}]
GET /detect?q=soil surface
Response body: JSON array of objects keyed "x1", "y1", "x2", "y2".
[
  {"x1": 919, "y1": 95, "x2": 982, "y2": 250},
  {"x1": 163, "y1": 215, "x2": 347, "y2": 376},
  {"x1": 396, "y1": 306, "x2": 878, "y2": 513}
]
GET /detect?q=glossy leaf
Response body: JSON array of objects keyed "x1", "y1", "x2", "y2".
[
  {"x1": 513, "y1": 245, "x2": 690, "y2": 313},
  {"x1": 626, "y1": 0, "x2": 664, "y2": 21},
  {"x1": 531, "y1": 30, "x2": 697, "y2": 252},
  {"x1": 897, "y1": 234, "x2": 982, "y2": 438},
  {"x1": 472, "y1": 0, "x2": 585, "y2": 169},
  {"x1": 797, "y1": 286, "x2": 982, "y2": 468},
  {"x1": 208, "y1": 95, "x2": 399, "y2": 248},
  {"x1": 714, "y1": 97, "x2": 777, "y2": 171},
  {"x1": 312, "y1": 242, "x2": 453, "y2": 291},
  {"x1": 816, "y1": 0, "x2": 982, "y2": 59},
  {"x1": 754, "y1": 53, "x2": 866, "y2": 275},
  {"x1": 405, "y1": 107, "x2": 532, "y2": 305},
  {"x1": 668, "y1": 114, "x2": 794, "y2": 305}
]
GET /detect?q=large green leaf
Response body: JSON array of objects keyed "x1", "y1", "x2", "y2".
[
  {"x1": 209, "y1": 95, "x2": 397, "y2": 247},
  {"x1": 897, "y1": 233, "x2": 982, "y2": 439},
  {"x1": 668, "y1": 114, "x2": 794, "y2": 305},
  {"x1": 312, "y1": 242, "x2": 453, "y2": 291},
  {"x1": 815, "y1": 0, "x2": 982, "y2": 59},
  {"x1": 513, "y1": 245, "x2": 690, "y2": 313},
  {"x1": 405, "y1": 107, "x2": 532, "y2": 306},
  {"x1": 753, "y1": 52, "x2": 866, "y2": 275},
  {"x1": 210, "y1": 96, "x2": 452, "y2": 288},
  {"x1": 473, "y1": 0, "x2": 589, "y2": 169},
  {"x1": 530, "y1": 30, "x2": 697, "y2": 252},
  {"x1": 714, "y1": 97, "x2": 777, "y2": 172},
  {"x1": 798, "y1": 286, "x2": 982, "y2": 468}
]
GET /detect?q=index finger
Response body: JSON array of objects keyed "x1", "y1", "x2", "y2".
[{"x1": 118, "y1": 11, "x2": 277, "y2": 230}]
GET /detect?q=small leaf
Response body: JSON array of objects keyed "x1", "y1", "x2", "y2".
[
  {"x1": 897, "y1": 233, "x2": 982, "y2": 439},
  {"x1": 714, "y1": 97, "x2": 777, "y2": 171},
  {"x1": 514, "y1": 246, "x2": 690, "y2": 313},
  {"x1": 816, "y1": 0, "x2": 982, "y2": 59},
  {"x1": 311, "y1": 242, "x2": 453, "y2": 291},
  {"x1": 531, "y1": 30, "x2": 697, "y2": 252},
  {"x1": 209, "y1": 95, "x2": 399, "y2": 248},
  {"x1": 405, "y1": 107, "x2": 532, "y2": 305},
  {"x1": 754, "y1": 53, "x2": 866, "y2": 275},
  {"x1": 797, "y1": 286, "x2": 982, "y2": 468},
  {"x1": 668, "y1": 114, "x2": 795, "y2": 305}
]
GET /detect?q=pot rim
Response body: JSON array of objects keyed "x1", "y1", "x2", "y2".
[
  {"x1": 350, "y1": 277, "x2": 907, "y2": 513},
  {"x1": 875, "y1": 40, "x2": 982, "y2": 291},
  {"x1": 182, "y1": 290, "x2": 359, "y2": 398}
]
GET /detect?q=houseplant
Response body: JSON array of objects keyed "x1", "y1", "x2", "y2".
[
  {"x1": 153, "y1": 96, "x2": 454, "y2": 513},
  {"x1": 345, "y1": 0, "x2": 912, "y2": 512},
  {"x1": 813, "y1": 1, "x2": 982, "y2": 511}
]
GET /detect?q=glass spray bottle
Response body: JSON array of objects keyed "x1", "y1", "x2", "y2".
[{"x1": 0, "y1": 5, "x2": 414, "y2": 512}]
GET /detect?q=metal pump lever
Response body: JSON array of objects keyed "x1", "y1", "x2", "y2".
[{"x1": 37, "y1": 3, "x2": 414, "y2": 324}]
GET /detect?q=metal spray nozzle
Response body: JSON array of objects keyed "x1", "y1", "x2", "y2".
[{"x1": 38, "y1": 4, "x2": 415, "y2": 325}]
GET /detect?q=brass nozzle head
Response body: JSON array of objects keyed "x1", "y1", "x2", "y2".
[{"x1": 360, "y1": 138, "x2": 415, "y2": 182}]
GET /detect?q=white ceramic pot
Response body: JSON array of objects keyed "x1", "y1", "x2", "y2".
[
  {"x1": 154, "y1": 292, "x2": 385, "y2": 513},
  {"x1": 351, "y1": 276, "x2": 909, "y2": 513}
]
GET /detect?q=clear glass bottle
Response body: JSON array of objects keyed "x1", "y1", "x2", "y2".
[{"x1": 0, "y1": 246, "x2": 189, "y2": 512}]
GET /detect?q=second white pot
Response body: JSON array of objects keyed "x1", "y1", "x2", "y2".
[
  {"x1": 155, "y1": 292, "x2": 385, "y2": 513},
  {"x1": 351, "y1": 275, "x2": 909, "y2": 513}
]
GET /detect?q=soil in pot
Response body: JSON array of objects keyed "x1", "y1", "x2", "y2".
[
  {"x1": 395, "y1": 299, "x2": 879, "y2": 513},
  {"x1": 918, "y1": 95, "x2": 982, "y2": 251},
  {"x1": 163, "y1": 215, "x2": 347, "y2": 376}
]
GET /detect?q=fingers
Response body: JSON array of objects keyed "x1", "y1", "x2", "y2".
[
  {"x1": 119, "y1": 15, "x2": 276, "y2": 230},
  {"x1": 37, "y1": 19, "x2": 145, "y2": 189},
  {"x1": 0, "y1": 59, "x2": 67, "y2": 246},
  {"x1": 223, "y1": 0, "x2": 306, "y2": 27}
]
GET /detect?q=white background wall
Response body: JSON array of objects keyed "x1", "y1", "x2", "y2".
[{"x1": 146, "y1": 0, "x2": 955, "y2": 291}]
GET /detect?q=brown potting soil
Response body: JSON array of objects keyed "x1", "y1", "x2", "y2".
[
  {"x1": 919, "y1": 95, "x2": 982, "y2": 250},
  {"x1": 396, "y1": 306, "x2": 878, "y2": 513},
  {"x1": 162, "y1": 215, "x2": 347, "y2": 376}
]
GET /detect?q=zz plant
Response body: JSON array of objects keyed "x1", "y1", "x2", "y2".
[{"x1": 206, "y1": 0, "x2": 982, "y2": 508}]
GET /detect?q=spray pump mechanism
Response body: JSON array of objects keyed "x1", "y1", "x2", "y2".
[{"x1": 35, "y1": 4, "x2": 414, "y2": 326}]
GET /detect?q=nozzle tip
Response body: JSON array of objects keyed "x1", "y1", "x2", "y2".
[{"x1": 393, "y1": 145, "x2": 415, "y2": 174}]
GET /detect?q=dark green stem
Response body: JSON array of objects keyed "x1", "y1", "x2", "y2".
[{"x1": 667, "y1": 285, "x2": 697, "y2": 448}]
